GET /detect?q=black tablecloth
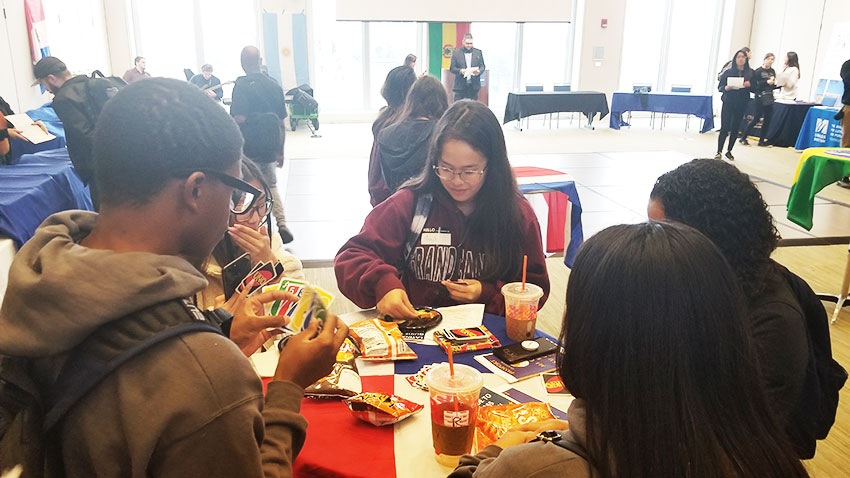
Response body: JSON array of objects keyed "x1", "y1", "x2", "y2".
[
  {"x1": 503, "y1": 91, "x2": 609, "y2": 124},
  {"x1": 744, "y1": 101, "x2": 817, "y2": 147}
]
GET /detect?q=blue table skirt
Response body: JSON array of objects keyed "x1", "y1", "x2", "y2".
[
  {"x1": 8, "y1": 103, "x2": 67, "y2": 162},
  {"x1": 395, "y1": 313, "x2": 558, "y2": 375},
  {"x1": 609, "y1": 92, "x2": 715, "y2": 133},
  {"x1": 518, "y1": 179, "x2": 583, "y2": 268},
  {"x1": 794, "y1": 106, "x2": 843, "y2": 150},
  {"x1": 0, "y1": 148, "x2": 92, "y2": 247}
]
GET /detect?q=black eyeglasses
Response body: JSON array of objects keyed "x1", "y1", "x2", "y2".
[{"x1": 172, "y1": 168, "x2": 261, "y2": 214}]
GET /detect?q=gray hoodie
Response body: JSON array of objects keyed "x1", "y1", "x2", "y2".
[{"x1": 0, "y1": 210, "x2": 307, "y2": 477}]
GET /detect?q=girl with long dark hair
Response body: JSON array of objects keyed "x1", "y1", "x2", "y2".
[
  {"x1": 368, "y1": 65, "x2": 416, "y2": 206},
  {"x1": 450, "y1": 222, "x2": 808, "y2": 478},
  {"x1": 336, "y1": 100, "x2": 549, "y2": 319},
  {"x1": 376, "y1": 74, "x2": 449, "y2": 200},
  {"x1": 716, "y1": 49, "x2": 752, "y2": 160},
  {"x1": 740, "y1": 52, "x2": 778, "y2": 146},
  {"x1": 777, "y1": 51, "x2": 801, "y2": 100}
]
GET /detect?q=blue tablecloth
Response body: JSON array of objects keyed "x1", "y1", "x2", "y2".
[
  {"x1": 0, "y1": 148, "x2": 92, "y2": 247},
  {"x1": 517, "y1": 175, "x2": 583, "y2": 268},
  {"x1": 794, "y1": 106, "x2": 843, "y2": 150},
  {"x1": 609, "y1": 92, "x2": 715, "y2": 133},
  {"x1": 8, "y1": 103, "x2": 67, "y2": 162},
  {"x1": 761, "y1": 101, "x2": 817, "y2": 148},
  {"x1": 394, "y1": 313, "x2": 557, "y2": 375}
]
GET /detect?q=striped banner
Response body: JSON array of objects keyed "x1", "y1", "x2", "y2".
[
  {"x1": 25, "y1": 0, "x2": 50, "y2": 63},
  {"x1": 427, "y1": 22, "x2": 470, "y2": 79},
  {"x1": 262, "y1": 11, "x2": 310, "y2": 89}
]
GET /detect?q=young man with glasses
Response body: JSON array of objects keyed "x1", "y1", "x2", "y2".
[{"x1": 0, "y1": 79, "x2": 346, "y2": 476}]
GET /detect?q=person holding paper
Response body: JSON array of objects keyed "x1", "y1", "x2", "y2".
[
  {"x1": 450, "y1": 33, "x2": 485, "y2": 102},
  {"x1": 716, "y1": 49, "x2": 752, "y2": 161}
]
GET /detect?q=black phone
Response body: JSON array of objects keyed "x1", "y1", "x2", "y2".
[
  {"x1": 493, "y1": 337, "x2": 558, "y2": 364},
  {"x1": 222, "y1": 252, "x2": 251, "y2": 301}
]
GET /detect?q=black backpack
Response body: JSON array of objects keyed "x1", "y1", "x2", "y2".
[
  {"x1": 778, "y1": 265, "x2": 848, "y2": 458},
  {"x1": 82, "y1": 70, "x2": 126, "y2": 125},
  {"x1": 0, "y1": 299, "x2": 224, "y2": 477}
]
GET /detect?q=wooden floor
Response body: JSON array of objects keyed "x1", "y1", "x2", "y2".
[{"x1": 305, "y1": 245, "x2": 850, "y2": 476}]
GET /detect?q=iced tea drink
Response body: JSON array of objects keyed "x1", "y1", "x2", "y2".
[
  {"x1": 502, "y1": 282, "x2": 544, "y2": 342},
  {"x1": 425, "y1": 363, "x2": 484, "y2": 467}
]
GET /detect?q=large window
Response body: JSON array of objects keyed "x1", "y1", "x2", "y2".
[
  {"x1": 131, "y1": 0, "x2": 257, "y2": 87},
  {"x1": 619, "y1": 0, "x2": 725, "y2": 94},
  {"x1": 666, "y1": 0, "x2": 719, "y2": 94},
  {"x1": 312, "y1": 0, "x2": 365, "y2": 111},
  {"x1": 42, "y1": 0, "x2": 110, "y2": 76},
  {"x1": 520, "y1": 23, "x2": 572, "y2": 90},
  {"x1": 368, "y1": 22, "x2": 418, "y2": 110},
  {"x1": 618, "y1": 0, "x2": 666, "y2": 91},
  {"x1": 471, "y1": 23, "x2": 517, "y2": 115}
]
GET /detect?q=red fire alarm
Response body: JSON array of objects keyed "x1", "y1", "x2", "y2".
[{"x1": 601, "y1": 19, "x2": 608, "y2": 28}]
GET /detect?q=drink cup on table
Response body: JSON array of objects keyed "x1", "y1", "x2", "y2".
[
  {"x1": 425, "y1": 363, "x2": 484, "y2": 467},
  {"x1": 502, "y1": 282, "x2": 544, "y2": 342}
]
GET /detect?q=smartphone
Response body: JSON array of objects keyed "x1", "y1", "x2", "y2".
[
  {"x1": 493, "y1": 337, "x2": 558, "y2": 364},
  {"x1": 222, "y1": 252, "x2": 251, "y2": 301}
]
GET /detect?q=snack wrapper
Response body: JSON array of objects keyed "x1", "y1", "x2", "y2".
[
  {"x1": 344, "y1": 393, "x2": 424, "y2": 426},
  {"x1": 348, "y1": 319, "x2": 418, "y2": 361},
  {"x1": 304, "y1": 338, "x2": 362, "y2": 399},
  {"x1": 433, "y1": 326, "x2": 501, "y2": 355},
  {"x1": 474, "y1": 402, "x2": 558, "y2": 450}
]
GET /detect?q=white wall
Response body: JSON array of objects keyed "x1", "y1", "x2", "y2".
[
  {"x1": 1, "y1": 0, "x2": 50, "y2": 112},
  {"x1": 750, "y1": 0, "x2": 850, "y2": 101},
  {"x1": 577, "y1": 0, "x2": 626, "y2": 98},
  {"x1": 103, "y1": 0, "x2": 134, "y2": 76}
]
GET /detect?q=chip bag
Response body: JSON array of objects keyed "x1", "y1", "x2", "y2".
[
  {"x1": 348, "y1": 319, "x2": 417, "y2": 361},
  {"x1": 304, "y1": 338, "x2": 362, "y2": 399},
  {"x1": 474, "y1": 402, "x2": 558, "y2": 450},
  {"x1": 344, "y1": 393, "x2": 424, "y2": 426}
]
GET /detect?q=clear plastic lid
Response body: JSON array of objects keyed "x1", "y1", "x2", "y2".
[
  {"x1": 425, "y1": 363, "x2": 483, "y2": 395},
  {"x1": 501, "y1": 282, "x2": 544, "y2": 301}
]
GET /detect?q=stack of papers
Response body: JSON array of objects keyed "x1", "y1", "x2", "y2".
[{"x1": 4, "y1": 114, "x2": 55, "y2": 144}]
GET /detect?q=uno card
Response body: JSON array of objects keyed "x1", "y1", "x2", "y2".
[
  {"x1": 540, "y1": 373, "x2": 571, "y2": 395},
  {"x1": 239, "y1": 261, "x2": 278, "y2": 295},
  {"x1": 289, "y1": 286, "x2": 328, "y2": 331}
]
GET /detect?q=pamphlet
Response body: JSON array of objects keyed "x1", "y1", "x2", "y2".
[{"x1": 473, "y1": 352, "x2": 557, "y2": 383}]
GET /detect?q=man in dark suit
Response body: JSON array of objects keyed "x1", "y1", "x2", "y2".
[{"x1": 449, "y1": 33, "x2": 485, "y2": 102}]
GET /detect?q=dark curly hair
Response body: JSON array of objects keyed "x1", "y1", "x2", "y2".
[{"x1": 649, "y1": 159, "x2": 780, "y2": 297}]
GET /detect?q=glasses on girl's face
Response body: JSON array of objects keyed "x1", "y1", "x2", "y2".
[
  {"x1": 171, "y1": 168, "x2": 261, "y2": 214},
  {"x1": 234, "y1": 194, "x2": 273, "y2": 221},
  {"x1": 433, "y1": 165, "x2": 486, "y2": 183}
]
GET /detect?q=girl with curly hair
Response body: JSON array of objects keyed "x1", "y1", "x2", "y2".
[{"x1": 648, "y1": 158, "x2": 810, "y2": 456}]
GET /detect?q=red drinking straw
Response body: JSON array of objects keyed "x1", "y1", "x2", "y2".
[
  {"x1": 447, "y1": 344, "x2": 455, "y2": 378},
  {"x1": 521, "y1": 255, "x2": 528, "y2": 292}
]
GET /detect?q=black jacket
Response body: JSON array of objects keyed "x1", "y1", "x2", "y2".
[
  {"x1": 52, "y1": 75, "x2": 97, "y2": 184},
  {"x1": 449, "y1": 47, "x2": 485, "y2": 92},
  {"x1": 718, "y1": 66, "x2": 753, "y2": 108},
  {"x1": 841, "y1": 59, "x2": 850, "y2": 106},
  {"x1": 377, "y1": 118, "x2": 437, "y2": 194}
]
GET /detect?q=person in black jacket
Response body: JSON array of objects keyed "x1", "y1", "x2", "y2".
[
  {"x1": 739, "y1": 53, "x2": 778, "y2": 146},
  {"x1": 376, "y1": 75, "x2": 448, "y2": 200},
  {"x1": 838, "y1": 58, "x2": 850, "y2": 188},
  {"x1": 449, "y1": 33, "x2": 485, "y2": 102},
  {"x1": 649, "y1": 158, "x2": 813, "y2": 458},
  {"x1": 34, "y1": 57, "x2": 101, "y2": 205},
  {"x1": 230, "y1": 46, "x2": 293, "y2": 244},
  {"x1": 716, "y1": 49, "x2": 752, "y2": 160}
]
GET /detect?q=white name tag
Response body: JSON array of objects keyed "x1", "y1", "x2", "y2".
[{"x1": 421, "y1": 231, "x2": 452, "y2": 246}]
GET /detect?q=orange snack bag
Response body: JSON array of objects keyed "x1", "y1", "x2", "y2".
[
  {"x1": 474, "y1": 402, "x2": 558, "y2": 450},
  {"x1": 344, "y1": 393, "x2": 424, "y2": 426},
  {"x1": 348, "y1": 319, "x2": 417, "y2": 361}
]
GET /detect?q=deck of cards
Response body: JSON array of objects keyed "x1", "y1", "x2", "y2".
[
  {"x1": 262, "y1": 279, "x2": 334, "y2": 332},
  {"x1": 238, "y1": 260, "x2": 284, "y2": 295}
]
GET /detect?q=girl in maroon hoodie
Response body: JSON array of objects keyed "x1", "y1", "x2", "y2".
[{"x1": 335, "y1": 100, "x2": 549, "y2": 319}]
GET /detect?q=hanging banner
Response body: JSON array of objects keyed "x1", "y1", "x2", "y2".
[{"x1": 25, "y1": 0, "x2": 51, "y2": 64}]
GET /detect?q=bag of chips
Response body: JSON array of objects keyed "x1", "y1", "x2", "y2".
[
  {"x1": 344, "y1": 393, "x2": 424, "y2": 426},
  {"x1": 474, "y1": 402, "x2": 558, "y2": 450},
  {"x1": 348, "y1": 319, "x2": 417, "y2": 361},
  {"x1": 304, "y1": 338, "x2": 362, "y2": 399}
]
